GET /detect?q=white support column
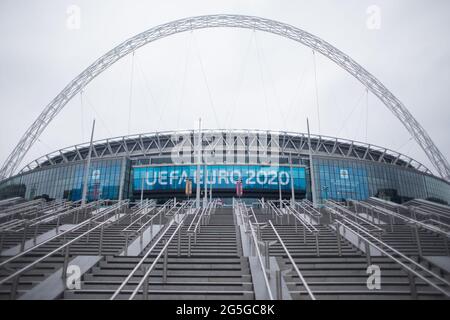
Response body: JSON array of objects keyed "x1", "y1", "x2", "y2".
[
  {"x1": 289, "y1": 153, "x2": 295, "y2": 205},
  {"x1": 81, "y1": 120, "x2": 96, "y2": 206},
  {"x1": 204, "y1": 164, "x2": 208, "y2": 207},
  {"x1": 196, "y1": 118, "x2": 202, "y2": 208},
  {"x1": 140, "y1": 171, "x2": 145, "y2": 206},
  {"x1": 118, "y1": 157, "x2": 127, "y2": 203},
  {"x1": 209, "y1": 164, "x2": 212, "y2": 202},
  {"x1": 307, "y1": 118, "x2": 318, "y2": 208},
  {"x1": 278, "y1": 173, "x2": 282, "y2": 208}
]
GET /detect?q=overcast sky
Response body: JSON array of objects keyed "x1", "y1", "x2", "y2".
[{"x1": 0, "y1": 0, "x2": 449, "y2": 176}]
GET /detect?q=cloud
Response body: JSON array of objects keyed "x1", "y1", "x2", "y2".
[{"x1": 0, "y1": 0, "x2": 449, "y2": 176}]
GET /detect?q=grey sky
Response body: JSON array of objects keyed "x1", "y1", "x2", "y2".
[{"x1": 0, "y1": 0, "x2": 449, "y2": 176}]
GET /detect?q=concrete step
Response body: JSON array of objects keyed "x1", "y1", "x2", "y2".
[{"x1": 64, "y1": 290, "x2": 255, "y2": 300}]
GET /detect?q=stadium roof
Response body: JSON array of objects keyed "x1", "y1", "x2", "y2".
[{"x1": 18, "y1": 129, "x2": 432, "y2": 176}]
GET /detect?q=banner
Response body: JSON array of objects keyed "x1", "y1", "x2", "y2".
[{"x1": 134, "y1": 165, "x2": 306, "y2": 192}]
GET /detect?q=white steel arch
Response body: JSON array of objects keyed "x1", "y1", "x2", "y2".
[{"x1": 1, "y1": 14, "x2": 448, "y2": 181}]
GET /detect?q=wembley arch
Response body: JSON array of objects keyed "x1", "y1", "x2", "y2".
[{"x1": 1, "y1": 14, "x2": 449, "y2": 182}]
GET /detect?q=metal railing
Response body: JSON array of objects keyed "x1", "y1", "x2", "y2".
[
  {"x1": 268, "y1": 220, "x2": 316, "y2": 300},
  {"x1": 326, "y1": 200, "x2": 384, "y2": 234},
  {"x1": 0, "y1": 200, "x2": 121, "y2": 269},
  {"x1": 122, "y1": 200, "x2": 186, "y2": 254},
  {"x1": 266, "y1": 201, "x2": 286, "y2": 224},
  {"x1": 2, "y1": 200, "x2": 101, "y2": 248},
  {"x1": 186, "y1": 200, "x2": 217, "y2": 256},
  {"x1": 331, "y1": 215, "x2": 450, "y2": 298},
  {"x1": 351, "y1": 199, "x2": 450, "y2": 256},
  {"x1": 0, "y1": 200, "x2": 130, "y2": 299},
  {"x1": 111, "y1": 202, "x2": 193, "y2": 300},
  {"x1": 422, "y1": 218, "x2": 450, "y2": 232},
  {"x1": 0, "y1": 198, "x2": 46, "y2": 216},
  {"x1": 296, "y1": 200, "x2": 322, "y2": 220},
  {"x1": 351, "y1": 199, "x2": 450, "y2": 239},
  {"x1": 234, "y1": 200, "x2": 273, "y2": 300},
  {"x1": 128, "y1": 216, "x2": 186, "y2": 300},
  {"x1": 0, "y1": 199, "x2": 52, "y2": 223},
  {"x1": 27, "y1": 200, "x2": 96, "y2": 228},
  {"x1": 280, "y1": 201, "x2": 321, "y2": 256},
  {"x1": 0, "y1": 200, "x2": 99, "y2": 253},
  {"x1": 121, "y1": 200, "x2": 163, "y2": 234},
  {"x1": 120, "y1": 199, "x2": 163, "y2": 255},
  {"x1": 325, "y1": 202, "x2": 384, "y2": 257}
]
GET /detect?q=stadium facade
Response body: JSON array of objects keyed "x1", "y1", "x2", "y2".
[{"x1": 0, "y1": 129, "x2": 448, "y2": 205}]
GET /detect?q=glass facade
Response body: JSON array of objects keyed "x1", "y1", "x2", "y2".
[
  {"x1": 0, "y1": 158, "x2": 128, "y2": 201},
  {"x1": 0, "y1": 154, "x2": 448, "y2": 205},
  {"x1": 312, "y1": 156, "x2": 450, "y2": 205},
  {"x1": 133, "y1": 165, "x2": 307, "y2": 193}
]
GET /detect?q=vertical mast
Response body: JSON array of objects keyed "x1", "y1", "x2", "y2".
[
  {"x1": 307, "y1": 118, "x2": 317, "y2": 207},
  {"x1": 81, "y1": 119, "x2": 96, "y2": 206},
  {"x1": 196, "y1": 118, "x2": 202, "y2": 208}
]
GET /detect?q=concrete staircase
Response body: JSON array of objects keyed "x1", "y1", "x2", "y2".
[
  {"x1": 63, "y1": 208, "x2": 255, "y2": 300},
  {"x1": 0, "y1": 256, "x2": 65, "y2": 299},
  {"x1": 253, "y1": 207, "x2": 450, "y2": 300},
  {"x1": 379, "y1": 225, "x2": 449, "y2": 256},
  {"x1": 282, "y1": 256, "x2": 446, "y2": 300},
  {"x1": 1, "y1": 198, "x2": 449, "y2": 300}
]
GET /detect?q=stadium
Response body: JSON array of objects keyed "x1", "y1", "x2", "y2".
[
  {"x1": 0, "y1": 129, "x2": 449, "y2": 205},
  {"x1": 0, "y1": 14, "x2": 449, "y2": 301}
]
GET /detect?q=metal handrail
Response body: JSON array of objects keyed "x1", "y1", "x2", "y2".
[
  {"x1": 266, "y1": 201, "x2": 285, "y2": 222},
  {"x1": 0, "y1": 219, "x2": 27, "y2": 232},
  {"x1": 19, "y1": 200, "x2": 59, "y2": 216},
  {"x1": 296, "y1": 200, "x2": 322, "y2": 218},
  {"x1": 268, "y1": 220, "x2": 316, "y2": 300},
  {"x1": 192, "y1": 200, "x2": 217, "y2": 234},
  {"x1": 410, "y1": 206, "x2": 447, "y2": 223},
  {"x1": 326, "y1": 200, "x2": 384, "y2": 234},
  {"x1": 0, "y1": 202, "x2": 49, "y2": 221},
  {"x1": 129, "y1": 199, "x2": 156, "y2": 216},
  {"x1": 110, "y1": 217, "x2": 180, "y2": 299},
  {"x1": 281, "y1": 202, "x2": 318, "y2": 234},
  {"x1": 422, "y1": 219, "x2": 450, "y2": 232},
  {"x1": 185, "y1": 200, "x2": 216, "y2": 256},
  {"x1": 332, "y1": 217, "x2": 450, "y2": 297},
  {"x1": 234, "y1": 200, "x2": 248, "y2": 233},
  {"x1": 256, "y1": 199, "x2": 265, "y2": 209},
  {"x1": 4, "y1": 201, "x2": 54, "y2": 219},
  {"x1": 128, "y1": 215, "x2": 187, "y2": 300},
  {"x1": 121, "y1": 200, "x2": 164, "y2": 234},
  {"x1": 249, "y1": 206, "x2": 260, "y2": 225},
  {"x1": 248, "y1": 221, "x2": 274, "y2": 300},
  {"x1": 351, "y1": 199, "x2": 450, "y2": 238},
  {"x1": 0, "y1": 200, "x2": 122, "y2": 268},
  {"x1": 192, "y1": 206, "x2": 208, "y2": 234},
  {"x1": 164, "y1": 200, "x2": 184, "y2": 217},
  {"x1": 285, "y1": 207, "x2": 317, "y2": 234},
  {"x1": 234, "y1": 200, "x2": 273, "y2": 300},
  {"x1": 27, "y1": 200, "x2": 97, "y2": 227},
  {"x1": 267, "y1": 201, "x2": 284, "y2": 214},
  {"x1": 0, "y1": 197, "x2": 22, "y2": 208},
  {"x1": 134, "y1": 200, "x2": 187, "y2": 235},
  {"x1": 186, "y1": 207, "x2": 204, "y2": 234},
  {"x1": 123, "y1": 199, "x2": 174, "y2": 235},
  {"x1": 0, "y1": 201, "x2": 130, "y2": 287},
  {"x1": 133, "y1": 199, "x2": 156, "y2": 212},
  {"x1": 325, "y1": 203, "x2": 383, "y2": 239},
  {"x1": 0, "y1": 199, "x2": 45, "y2": 214}
]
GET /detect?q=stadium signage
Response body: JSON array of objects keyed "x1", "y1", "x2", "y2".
[{"x1": 134, "y1": 165, "x2": 306, "y2": 192}]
